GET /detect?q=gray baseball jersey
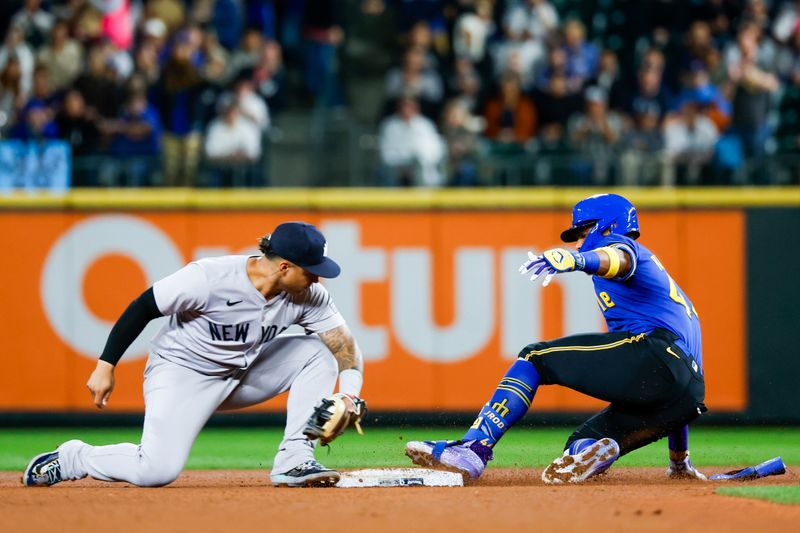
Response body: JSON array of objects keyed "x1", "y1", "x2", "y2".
[{"x1": 151, "y1": 255, "x2": 346, "y2": 375}]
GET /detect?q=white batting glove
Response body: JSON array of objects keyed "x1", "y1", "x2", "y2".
[{"x1": 519, "y1": 249, "x2": 579, "y2": 287}]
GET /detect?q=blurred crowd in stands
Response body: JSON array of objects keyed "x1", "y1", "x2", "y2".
[{"x1": 0, "y1": 0, "x2": 799, "y2": 187}]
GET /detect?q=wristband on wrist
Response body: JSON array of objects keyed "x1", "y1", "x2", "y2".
[
  {"x1": 574, "y1": 251, "x2": 600, "y2": 273},
  {"x1": 338, "y1": 368, "x2": 363, "y2": 397}
]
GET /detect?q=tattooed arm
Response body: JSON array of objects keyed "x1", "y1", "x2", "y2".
[{"x1": 318, "y1": 324, "x2": 364, "y2": 397}]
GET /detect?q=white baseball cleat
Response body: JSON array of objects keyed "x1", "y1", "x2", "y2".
[
  {"x1": 541, "y1": 437, "x2": 620, "y2": 484},
  {"x1": 270, "y1": 460, "x2": 340, "y2": 487}
]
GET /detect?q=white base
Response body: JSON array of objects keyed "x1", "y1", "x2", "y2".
[{"x1": 336, "y1": 468, "x2": 464, "y2": 488}]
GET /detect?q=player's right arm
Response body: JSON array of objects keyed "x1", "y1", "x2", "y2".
[
  {"x1": 87, "y1": 287, "x2": 164, "y2": 408},
  {"x1": 520, "y1": 245, "x2": 634, "y2": 286},
  {"x1": 88, "y1": 262, "x2": 209, "y2": 408}
]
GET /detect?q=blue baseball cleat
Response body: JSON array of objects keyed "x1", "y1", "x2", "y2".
[
  {"x1": 22, "y1": 450, "x2": 63, "y2": 487},
  {"x1": 542, "y1": 438, "x2": 620, "y2": 484},
  {"x1": 405, "y1": 440, "x2": 493, "y2": 479}
]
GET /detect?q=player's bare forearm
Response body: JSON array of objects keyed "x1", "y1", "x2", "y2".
[
  {"x1": 86, "y1": 360, "x2": 116, "y2": 408},
  {"x1": 318, "y1": 324, "x2": 363, "y2": 372}
]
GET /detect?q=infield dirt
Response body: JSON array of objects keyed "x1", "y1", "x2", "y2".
[{"x1": 2, "y1": 467, "x2": 797, "y2": 532}]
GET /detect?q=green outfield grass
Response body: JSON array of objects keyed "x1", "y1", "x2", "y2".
[
  {"x1": 1, "y1": 427, "x2": 797, "y2": 471},
  {"x1": 717, "y1": 486, "x2": 800, "y2": 505}
]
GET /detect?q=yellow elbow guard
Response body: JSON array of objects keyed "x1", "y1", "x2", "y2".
[{"x1": 599, "y1": 247, "x2": 621, "y2": 278}]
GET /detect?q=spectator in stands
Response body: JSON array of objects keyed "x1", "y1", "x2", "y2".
[
  {"x1": 395, "y1": 0, "x2": 448, "y2": 57},
  {"x1": 211, "y1": 0, "x2": 244, "y2": 51},
  {"x1": 562, "y1": 19, "x2": 599, "y2": 90},
  {"x1": 55, "y1": 88, "x2": 100, "y2": 152},
  {"x1": 301, "y1": 0, "x2": 346, "y2": 107},
  {"x1": 453, "y1": 0, "x2": 495, "y2": 66},
  {"x1": 662, "y1": 97, "x2": 719, "y2": 185},
  {"x1": 618, "y1": 101, "x2": 664, "y2": 186},
  {"x1": 493, "y1": 8, "x2": 547, "y2": 92},
  {"x1": 74, "y1": 44, "x2": 124, "y2": 118},
  {"x1": 24, "y1": 64, "x2": 58, "y2": 111},
  {"x1": 155, "y1": 33, "x2": 207, "y2": 186},
  {"x1": 37, "y1": 19, "x2": 84, "y2": 92},
  {"x1": 567, "y1": 86, "x2": 624, "y2": 184},
  {"x1": 378, "y1": 95, "x2": 445, "y2": 187},
  {"x1": 100, "y1": 88, "x2": 162, "y2": 186},
  {"x1": 724, "y1": 22, "x2": 780, "y2": 184},
  {"x1": 675, "y1": 62, "x2": 730, "y2": 132},
  {"x1": 232, "y1": 72, "x2": 270, "y2": 131},
  {"x1": 534, "y1": 44, "x2": 580, "y2": 94},
  {"x1": 446, "y1": 57, "x2": 483, "y2": 116},
  {"x1": 406, "y1": 20, "x2": 440, "y2": 70},
  {"x1": 11, "y1": 0, "x2": 55, "y2": 49},
  {"x1": 145, "y1": 0, "x2": 186, "y2": 35},
  {"x1": 0, "y1": 55, "x2": 26, "y2": 136},
  {"x1": 252, "y1": 39, "x2": 286, "y2": 113},
  {"x1": 198, "y1": 29, "x2": 229, "y2": 85},
  {"x1": 133, "y1": 40, "x2": 161, "y2": 88},
  {"x1": 775, "y1": 18, "x2": 800, "y2": 80},
  {"x1": 243, "y1": 0, "x2": 277, "y2": 40},
  {"x1": 783, "y1": 21, "x2": 800, "y2": 85},
  {"x1": 588, "y1": 49, "x2": 626, "y2": 112},
  {"x1": 204, "y1": 93, "x2": 262, "y2": 187},
  {"x1": 691, "y1": 0, "x2": 737, "y2": 48},
  {"x1": 723, "y1": 21, "x2": 779, "y2": 75},
  {"x1": 10, "y1": 101, "x2": 59, "y2": 141},
  {"x1": 63, "y1": 0, "x2": 104, "y2": 45},
  {"x1": 503, "y1": 0, "x2": 560, "y2": 42},
  {"x1": 773, "y1": 0, "x2": 800, "y2": 44},
  {"x1": 94, "y1": 0, "x2": 134, "y2": 50},
  {"x1": 384, "y1": 46, "x2": 444, "y2": 120},
  {"x1": 141, "y1": 17, "x2": 169, "y2": 54},
  {"x1": 627, "y1": 60, "x2": 671, "y2": 121},
  {"x1": 441, "y1": 97, "x2": 485, "y2": 186},
  {"x1": 532, "y1": 71, "x2": 582, "y2": 149},
  {"x1": 682, "y1": 21, "x2": 716, "y2": 73},
  {"x1": 743, "y1": 0, "x2": 770, "y2": 34},
  {"x1": 226, "y1": 28, "x2": 264, "y2": 84},
  {"x1": 483, "y1": 71, "x2": 537, "y2": 153},
  {"x1": 640, "y1": 46, "x2": 666, "y2": 72},
  {"x1": 0, "y1": 24, "x2": 35, "y2": 100},
  {"x1": 55, "y1": 89, "x2": 102, "y2": 185}
]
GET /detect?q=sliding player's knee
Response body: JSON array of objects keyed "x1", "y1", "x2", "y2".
[
  {"x1": 518, "y1": 341, "x2": 545, "y2": 360},
  {"x1": 517, "y1": 342, "x2": 548, "y2": 373}
]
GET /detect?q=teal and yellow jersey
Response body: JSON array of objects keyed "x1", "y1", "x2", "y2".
[{"x1": 590, "y1": 234, "x2": 703, "y2": 369}]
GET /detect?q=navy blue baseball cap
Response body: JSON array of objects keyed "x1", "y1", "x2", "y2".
[{"x1": 269, "y1": 222, "x2": 341, "y2": 278}]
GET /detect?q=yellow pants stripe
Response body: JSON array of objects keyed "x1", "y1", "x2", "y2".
[
  {"x1": 497, "y1": 385, "x2": 532, "y2": 408},
  {"x1": 503, "y1": 376, "x2": 534, "y2": 393},
  {"x1": 522, "y1": 333, "x2": 647, "y2": 360}
]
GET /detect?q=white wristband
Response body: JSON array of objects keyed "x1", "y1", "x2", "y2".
[{"x1": 338, "y1": 368, "x2": 363, "y2": 397}]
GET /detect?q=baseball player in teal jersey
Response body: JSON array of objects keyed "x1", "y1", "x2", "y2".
[{"x1": 407, "y1": 193, "x2": 707, "y2": 483}]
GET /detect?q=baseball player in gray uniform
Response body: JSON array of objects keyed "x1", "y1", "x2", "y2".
[{"x1": 23, "y1": 222, "x2": 365, "y2": 488}]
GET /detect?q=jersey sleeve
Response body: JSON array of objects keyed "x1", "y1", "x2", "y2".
[
  {"x1": 594, "y1": 234, "x2": 639, "y2": 281},
  {"x1": 152, "y1": 262, "x2": 210, "y2": 315},
  {"x1": 296, "y1": 283, "x2": 346, "y2": 334}
]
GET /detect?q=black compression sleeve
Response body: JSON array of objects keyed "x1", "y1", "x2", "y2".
[{"x1": 99, "y1": 287, "x2": 163, "y2": 365}]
